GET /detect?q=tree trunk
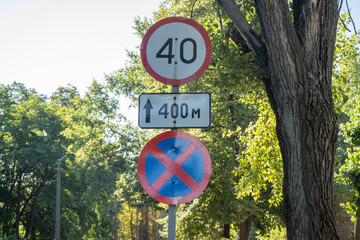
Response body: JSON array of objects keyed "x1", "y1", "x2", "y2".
[
  {"x1": 130, "y1": 205, "x2": 135, "y2": 240},
  {"x1": 25, "y1": 198, "x2": 37, "y2": 239},
  {"x1": 239, "y1": 217, "x2": 252, "y2": 240},
  {"x1": 15, "y1": 180, "x2": 22, "y2": 236},
  {"x1": 355, "y1": 198, "x2": 360, "y2": 240},
  {"x1": 255, "y1": 1, "x2": 339, "y2": 239},
  {"x1": 223, "y1": 224, "x2": 230, "y2": 238},
  {"x1": 154, "y1": 210, "x2": 158, "y2": 240},
  {"x1": 143, "y1": 207, "x2": 149, "y2": 240},
  {"x1": 218, "y1": 0, "x2": 340, "y2": 239}
]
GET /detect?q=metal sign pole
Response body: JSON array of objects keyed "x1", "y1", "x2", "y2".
[
  {"x1": 172, "y1": 86, "x2": 179, "y2": 94},
  {"x1": 139, "y1": 16, "x2": 212, "y2": 240},
  {"x1": 168, "y1": 85, "x2": 178, "y2": 240},
  {"x1": 168, "y1": 205, "x2": 177, "y2": 240},
  {"x1": 114, "y1": 195, "x2": 118, "y2": 240}
]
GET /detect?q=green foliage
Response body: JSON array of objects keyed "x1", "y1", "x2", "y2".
[
  {"x1": 237, "y1": 99, "x2": 283, "y2": 206},
  {"x1": 0, "y1": 233, "x2": 25, "y2": 240},
  {"x1": 256, "y1": 226, "x2": 286, "y2": 240},
  {"x1": 341, "y1": 150, "x2": 360, "y2": 193},
  {"x1": 0, "y1": 83, "x2": 65, "y2": 238},
  {"x1": 8, "y1": 0, "x2": 359, "y2": 238},
  {"x1": 333, "y1": 13, "x2": 360, "y2": 115},
  {"x1": 54, "y1": 82, "x2": 140, "y2": 239},
  {"x1": 340, "y1": 148, "x2": 360, "y2": 218},
  {"x1": 334, "y1": 12, "x2": 360, "y2": 229},
  {"x1": 105, "y1": 0, "x2": 284, "y2": 238},
  {"x1": 0, "y1": 82, "x2": 141, "y2": 239}
]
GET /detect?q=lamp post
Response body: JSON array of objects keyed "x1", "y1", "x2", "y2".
[
  {"x1": 114, "y1": 194, "x2": 118, "y2": 240},
  {"x1": 55, "y1": 155, "x2": 66, "y2": 240}
]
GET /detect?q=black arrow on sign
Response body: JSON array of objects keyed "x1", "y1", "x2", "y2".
[{"x1": 143, "y1": 99, "x2": 153, "y2": 123}]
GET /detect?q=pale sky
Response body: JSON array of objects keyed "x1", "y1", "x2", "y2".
[
  {"x1": 0, "y1": 0, "x2": 359, "y2": 100},
  {"x1": 0, "y1": 0, "x2": 163, "y2": 97}
]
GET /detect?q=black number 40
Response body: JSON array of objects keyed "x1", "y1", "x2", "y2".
[{"x1": 156, "y1": 38, "x2": 197, "y2": 64}]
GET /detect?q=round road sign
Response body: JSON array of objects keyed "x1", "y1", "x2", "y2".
[
  {"x1": 141, "y1": 17, "x2": 212, "y2": 86},
  {"x1": 138, "y1": 131, "x2": 211, "y2": 205}
]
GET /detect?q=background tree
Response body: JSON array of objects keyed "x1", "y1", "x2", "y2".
[
  {"x1": 0, "y1": 82, "x2": 142, "y2": 239},
  {"x1": 106, "y1": 1, "x2": 285, "y2": 239},
  {"x1": 114, "y1": 127, "x2": 165, "y2": 240},
  {"x1": 0, "y1": 83, "x2": 65, "y2": 238},
  {"x1": 2, "y1": 0, "x2": 353, "y2": 238},
  {"x1": 334, "y1": 13, "x2": 360, "y2": 240},
  {"x1": 51, "y1": 82, "x2": 134, "y2": 239}
]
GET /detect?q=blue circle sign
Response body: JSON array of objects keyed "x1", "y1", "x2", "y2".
[{"x1": 138, "y1": 131, "x2": 211, "y2": 205}]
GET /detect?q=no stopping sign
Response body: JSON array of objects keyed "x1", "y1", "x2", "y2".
[
  {"x1": 140, "y1": 17, "x2": 212, "y2": 86},
  {"x1": 138, "y1": 131, "x2": 211, "y2": 205}
]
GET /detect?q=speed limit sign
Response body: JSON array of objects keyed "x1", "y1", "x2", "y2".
[{"x1": 141, "y1": 17, "x2": 212, "y2": 86}]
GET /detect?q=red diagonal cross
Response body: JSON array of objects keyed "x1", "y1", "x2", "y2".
[{"x1": 150, "y1": 143, "x2": 200, "y2": 192}]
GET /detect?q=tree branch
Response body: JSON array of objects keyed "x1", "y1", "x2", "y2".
[
  {"x1": 346, "y1": 0, "x2": 358, "y2": 34},
  {"x1": 225, "y1": 23, "x2": 251, "y2": 53},
  {"x1": 217, "y1": 0, "x2": 268, "y2": 70},
  {"x1": 339, "y1": 15, "x2": 351, "y2": 32}
]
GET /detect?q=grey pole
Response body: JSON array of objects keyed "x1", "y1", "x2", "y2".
[
  {"x1": 55, "y1": 155, "x2": 66, "y2": 240},
  {"x1": 136, "y1": 207, "x2": 139, "y2": 240},
  {"x1": 114, "y1": 195, "x2": 118, "y2": 240},
  {"x1": 172, "y1": 86, "x2": 179, "y2": 93},
  {"x1": 168, "y1": 85, "x2": 179, "y2": 240},
  {"x1": 168, "y1": 205, "x2": 176, "y2": 240}
]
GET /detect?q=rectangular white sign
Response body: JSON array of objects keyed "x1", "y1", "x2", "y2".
[{"x1": 138, "y1": 93, "x2": 211, "y2": 129}]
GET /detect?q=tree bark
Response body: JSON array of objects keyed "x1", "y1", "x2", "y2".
[
  {"x1": 355, "y1": 198, "x2": 360, "y2": 240},
  {"x1": 15, "y1": 179, "x2": 22, "y2": 236},
  {"x1": 223, "y1": 224, "x2": 231, "y2": 238},
  {"x1": 239, "y1": 216, "x2": 252, "y2": 240},
  {"x1": 25, "y1": 198, "x2": 37, "y2": 239},
  {"x1": 218, "y1": 0, "x2": 340, "y2": 239},
  {"x1": 130, "y1": 205, "x2": 135, "y2": 240}
]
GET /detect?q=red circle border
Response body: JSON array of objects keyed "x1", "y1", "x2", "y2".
[
  {"x1": 138, "y1": 131, "x2": 212, "y2": 205},
  {"x1": 140, "y1": 17, "x2": 212, "y2": 86}
]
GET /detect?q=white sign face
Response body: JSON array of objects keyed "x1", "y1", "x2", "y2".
[
  {"x1": 141, "y1": 17, "x2": 212, "y2": 86},
  {"x1": 138, "y1": 93, "x2": 211, "y2": 129}
]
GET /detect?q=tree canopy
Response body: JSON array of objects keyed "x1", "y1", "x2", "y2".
[{"x1": 2, "y1": 0, "x2": 360, "y2": 239}]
